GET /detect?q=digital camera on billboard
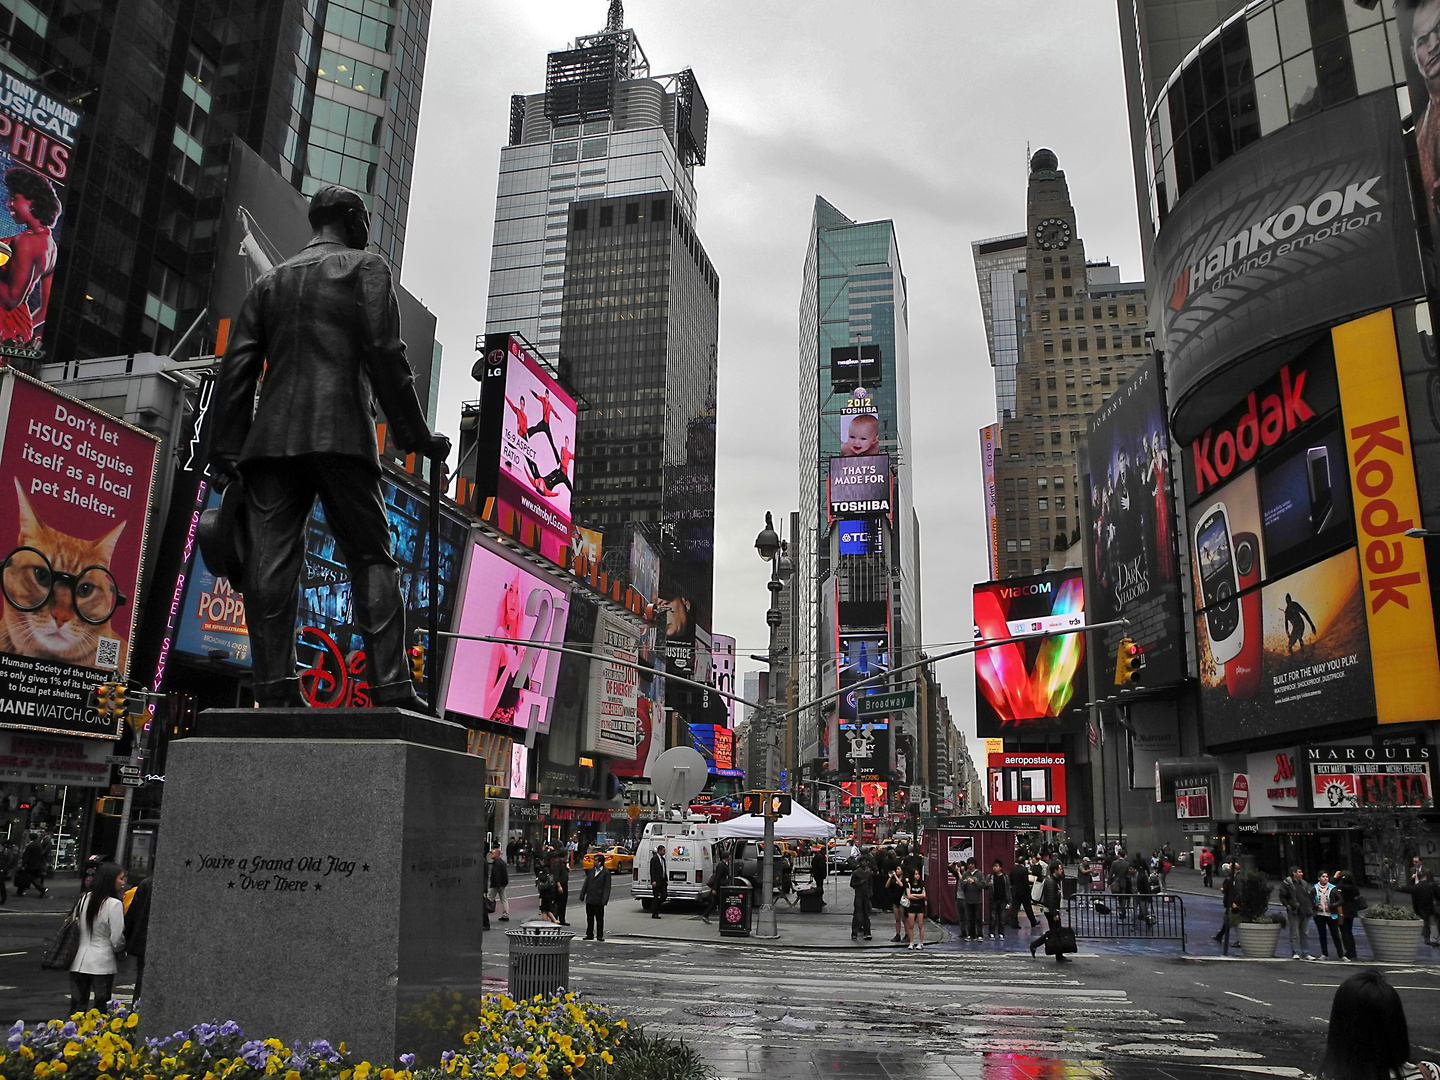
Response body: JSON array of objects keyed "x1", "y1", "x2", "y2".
[
  {"x1": 1225, "y1": 531, "x2": 1263, "y2": 699},
  {"x1": 1193, "y1": 503, "x2": 1244, "y2": 664}
]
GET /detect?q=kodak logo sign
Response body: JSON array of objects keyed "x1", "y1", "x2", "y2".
[
  {"x1": 1332, "y1": 311, "x2": 1440, "y2": 725},
  {"x1": 1192, "y1": 364, "x2": 1313, "y2": 496}
]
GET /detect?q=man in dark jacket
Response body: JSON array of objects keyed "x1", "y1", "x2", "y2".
[
  {"x1": 1008, "y1": 859, "x2": 1036, "y2": 929},
  {"x1": 1278, "y1": 866, "x2": 1315, "y2": 959},
  {"x1": 581, "y1": 853, "x2": 612, "y2": 941},
  {"x1": 1215, "y1": 862, "x2": 1240, "y2": 954},
  {"x1": 551, "y1": 852, "x2": 571, "y2": 926},
  {"x1": 850, "y1": 857, "x2": 875, "y2": 940},
  {"x1": 1403, "y1": 870, "x2": 1438, "y2": 946},
  {"x1": 18, "y1": 833, "x2": 45, "y2": 897},
  {"x1": 700, "y1": 860, "x2": 729, "y2": 924},
  {"x1": 959, "y1": 860, "x2": 986, "y2": 941},
  {"x1": 210, "y1": 184, "x2": 451, "y2": 709},
  {"x1": 987, "y1": 859, "x2": 1011, "y2": 940},
  {"x1": 810, "y1": 843, "x2": 828, "y2": 906},
  {"x1": 1029, "y1": 862, "x2": 1070, "y2": 961},
  {"x1": 488, "y1": 847, "x2": 510, "y2": 921},
  {"x1": 124, "y1": 875, "x2": 153, "y2": 998},
  {"x1": 648, "y1": 847, "x2": 666, "y2": 918}
]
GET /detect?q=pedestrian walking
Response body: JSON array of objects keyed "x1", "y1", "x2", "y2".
[
  {"x1": 487, "y1": 847, "x2": 511, "y2": 921},
  {"x1": 902, "y1": 868, "x2": 927, "y2": 950},
  {"x1": 1313, "y1": 871, "x2": 1343, "y2": 959},
  {"x1": 1278, "y1": 866, "x2": 1314, "y2": 959},
  {"x1": 506, "y1": 837, "x2": 520, "y2": 866},
  {"x1": 70, "y1": 861, "x2": 126, "y2": 1015},
  {"x1": 648, "y1": 847, "x2": 666, "y2": 918},
  {"x1": 1401, "y1": 871, "x2": 1438, "y2": 947},
  {"x1": 17, "y1": 832, "x2": 47, "y2": 897},
  {"x1": 699, "y1": 861, "x2": 728, "y2": 924},
  {"x1": 1199, "y1": 847, "x2": 1214, "y2": 888},
  {"x1": 850, "y1": 855, "x2": 874, "y2": 941},
  {"x1": 1333, "y1": 870, "x2": 1364, "y2": 961},
  {"x1": 551, "y1": 854, "x2": 571, "y2": 925},
  {"x1": 1215, "y1": 862, "x2": 1240, "y2": 954},
  {"x1": 1008, "y1": 857, "x2": 1037, "y2": 929},
  {"x1": 1108, "y1": 853, "x2": 1131, "y2": 918},
  {"x1": 987, "y1": 859, "x2": 1010, "y2": 940},
  {"x1": 959, "y1": 860, "x2": 985, "y2": 941},
  {"x1": 565, "y1": 833, "x2": 579, "y2": 869},
  {"x1": 1409, "y1": 855, "x2": 1426, "y2": 888},
  {"x1": 1029, "y1": 862, "x2": 1070, "y2": 962},
  {"x1": 581, "y1": 853, "x2": 612, "y2": 941},
  {"x1": 0, "y1": 840, "x2": 13, "y2": 905},
  {"x1": 122, "y1": 874, "x2": 152, "y2": 1000},
  {"x1": 536, "y1": 869, "x2": 561, "y2": 924},
  {"x1": 1319, "y1": 969, "x2": 1440, "y2": 1079}
]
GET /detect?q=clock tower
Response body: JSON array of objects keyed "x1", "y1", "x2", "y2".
[{"x1": 984, "y1": 147, "x2": 1150, "y2": 579}]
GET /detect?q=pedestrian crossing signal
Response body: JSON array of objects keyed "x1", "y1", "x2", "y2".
[
  {"x1": 408, "y1": 645, "x2": 426, "y2": 685},
  {"x1": 769, "y1": 793, "x2": 792, "y2": 817},
  {"x1": 1114, "y1": 638, "x2": 1144, "y2": 685}
]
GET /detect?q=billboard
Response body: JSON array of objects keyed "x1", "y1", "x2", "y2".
[
  {"x1": 1153, "y1": 92, "x2": 1425, "y2": 438},
  {"x1": 471, "y1": 333, "x2": 576, "y2": 564},
  {"x1": 986, "y1": 752, "x2": 1067, "y2": 817},
  {"x1": 1174, "y1": 776, "x2": 1213, "y2": 820},
  {"x1": 973, "y1": 569, "x2": 1086, "y2": 737},
  {"x1": 709, "y1": 633, "x2": 736, "y2": 726},
  {"x1": 836, "y1": 520, "x2": 878, "y2": 556},
  {"x1": 1084, "y1": 356, "x2": 1183, "y2": 688},
  {"x1": 980, "y1": 423, "x2": 999, "y2": 579},
  {"x1": 441, "y1": 535, "x2": 572, "y2": 731},
  {"x1": 837, "y1": 632, "x2": 888, "y2": 726},
  {"x1": 828, "y1": 454, "x2": 891, "y2": 521},
  {"x1": 688, "y1": 723, "x2": 741, "y2": 778},
  {"x1": 830, "y1": 345, "x2": 881, "y2": 391},
  {"x1": 1304, "y1": 744, "x2": 1433, "y2": 811},
  {"x1": 0, "y1": 68, "x2": 79, "y2": 364},
  {"x1": 838, "y1": 387, "x2": 881, "y2": 457},
  {"x1": 172, "y1": 475, "x2": 467, "y2": 706},
  {"x1": 585, "y1": 607, "x2": 640, "y2": 759},
  {"x1": 0, "y1": 372, "x2": 160, "y2": 738},
  {"x1": 1331, "y1": 311, "x2": 1440, "y2": 725},
  {"x1": 840, "y1": 779, "x2": 888, "y2": 808}
]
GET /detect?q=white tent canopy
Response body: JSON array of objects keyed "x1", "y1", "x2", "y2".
[{"x1": 716, "y1": 802, "x2": 836, "y2": 839}]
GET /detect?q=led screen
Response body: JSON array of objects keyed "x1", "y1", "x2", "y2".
[
  {"x1": 828, "y1": 454, "x2": 891, "y2": 521},
  {"x1": 442, "y1": 537, "x2": 571, "y2": 731},
  {"x1": 986, "y1": 752, "x2": 1067, "y2": 816},
  {"x1": 973, "y1": 569, "x2": 1086, "y2": 737}
]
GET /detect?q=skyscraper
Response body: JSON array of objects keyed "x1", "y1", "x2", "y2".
[
  {"x1": 0, "y1": 0, "x2": 432, "y2": 365},
  {"x1": 485, "y1": 6, "x2": 718, "y2": 707},
  {"x1": 985, "y1": 149, "x2": 1149, "y2": 579},
  {"x1": 797, "y1": 197, "x2": 920, "y2": 794},
  {"x1": 485, "y1": 3, "x2": 707, "y2": 363},
  {"x1": 972, "y1": 232, "x2": 1027, "y2": 422}
]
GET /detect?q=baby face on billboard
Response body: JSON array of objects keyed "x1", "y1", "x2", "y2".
[{"x1": 842, "y1": 414, "x2": 879, "y2": 456}]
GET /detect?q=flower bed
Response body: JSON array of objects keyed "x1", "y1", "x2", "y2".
[{"x1": 0, "y1": 994, "x2": 644, "y2": 1080}]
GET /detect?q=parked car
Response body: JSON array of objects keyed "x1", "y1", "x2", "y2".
[{"x1": 827, "y1": 838, "x2": 859, "y2": 873}]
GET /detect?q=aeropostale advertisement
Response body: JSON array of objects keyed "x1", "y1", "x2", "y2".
[{"x1": 0, "y1": 371, "x2": 159, "y2": 738}]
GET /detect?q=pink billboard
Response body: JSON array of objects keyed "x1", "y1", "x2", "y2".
[
  {"x1": 441, "y1": 536, "x2": 571, "y2": 732},
  {"x1": 0, "y1": 371, "x2": 160, "y2": 737}
]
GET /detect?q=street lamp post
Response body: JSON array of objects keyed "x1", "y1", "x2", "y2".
[{"x1": 754, "y1": 511, "x2": 792, "y2": 939}]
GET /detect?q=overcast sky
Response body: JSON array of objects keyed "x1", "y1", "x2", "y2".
[{"x1": 402, "y1": 1, "x2": 1146, "y2": 765}]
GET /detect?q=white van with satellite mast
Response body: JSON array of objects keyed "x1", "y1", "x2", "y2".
[{"x1": 631, "y1": 813, "x2": 719, "y2": 907}]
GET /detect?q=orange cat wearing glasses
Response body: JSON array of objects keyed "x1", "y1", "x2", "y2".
[{"x1": 0, "y1": 479, "x2": 126, "y2": 668}]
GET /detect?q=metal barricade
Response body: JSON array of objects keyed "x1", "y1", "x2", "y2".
[
  {"x1": 506, "y1": 925, "x2": 575, "y2": 1000},
  {"x1": 1064, "y1": 892, "x2": 1187, "y2": 951}
]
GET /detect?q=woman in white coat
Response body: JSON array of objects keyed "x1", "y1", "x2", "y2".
[{"x1": 69, "y1": 861, "x2": 125, "y2": 1014}]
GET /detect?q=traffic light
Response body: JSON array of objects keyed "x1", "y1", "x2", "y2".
[
  {"x1": 408, "y1": 644, "x2": 425, "y2": 685},
  {"x1": 1115, "y1": 638, "x2": 1144, "y2": 685},
  {"x1": 111, "y1": 683, "x2": 127, "y2": 719},
  {"x1": 892, "y1": 787, "x2": 908, "y2": 807},
  {"x1": 87, "y1": 683, "x2": 107, "y2": 715},
  {"x1": 769, "y1": 793, "x2": 792, "y2": 817},
  {"x1": 93, "y1": 797, "x2": 124, "y2": 817},
  {"x1": 741, "y1": 791, "x2": 764, "y2": 815}
]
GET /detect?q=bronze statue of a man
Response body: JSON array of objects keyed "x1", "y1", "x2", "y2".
[{"x1": 209, "y1": 185, "x2": 450, "y2": 709}]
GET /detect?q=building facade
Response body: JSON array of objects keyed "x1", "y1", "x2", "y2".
[
  {"x1": 987, "y1": 150, "x2": 1150, "y2": 579},
  {"x1": 0, "y1": 0, "x2": 431, "y2": 367},
  {"x1": 971, "y1": 232, "x2": 1028, "y2": 423},
  {"x1": 797, "y1": 196, "x2": 921, "y2": 815}
]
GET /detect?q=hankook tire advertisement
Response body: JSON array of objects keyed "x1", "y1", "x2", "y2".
[{"x1": 1155, "y1": 92, "x2": 1424, "y2": 441}]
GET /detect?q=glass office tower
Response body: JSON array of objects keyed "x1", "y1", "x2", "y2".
[{"x1": 797, "y1": 196, "x2": 920, "y2": 790}]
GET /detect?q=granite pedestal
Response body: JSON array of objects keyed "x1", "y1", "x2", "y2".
[{"x1": 143, "y1": 709, "x2": 485, "y2": 1064}]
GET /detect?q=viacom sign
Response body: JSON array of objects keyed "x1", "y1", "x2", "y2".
[{"x1": 1153, "y1": 92, "x2": 1423, "y2": 440}]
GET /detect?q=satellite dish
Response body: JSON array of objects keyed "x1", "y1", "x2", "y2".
[{"x1": 647, "y1": 746, "x2": 708, "y2": 807}]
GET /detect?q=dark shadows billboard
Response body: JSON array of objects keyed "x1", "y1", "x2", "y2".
[
  {"x1": 1084, "y1": 356, "x2": 1183, "y2": 688},
  {"x1": 1153, "y1": 92, "x2": 1424, "y2": 441}
]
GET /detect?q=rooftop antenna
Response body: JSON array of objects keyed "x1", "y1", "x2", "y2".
[{"x1": 606, "y1": 0, "x2": 623, "y2": 31}]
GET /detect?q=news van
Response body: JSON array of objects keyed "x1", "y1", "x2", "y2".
[{"x1": 631, "y1": 816, "x2": 719, "y2": 908}]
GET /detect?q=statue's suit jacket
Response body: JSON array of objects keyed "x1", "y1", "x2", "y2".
[{"x1": 212, "y1": 237, "x2": 430, "y2": 469}]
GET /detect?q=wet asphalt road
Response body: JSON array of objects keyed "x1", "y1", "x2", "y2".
[{"x1": 2, "y1": 881, "x2": 1436, "y2": 1078}]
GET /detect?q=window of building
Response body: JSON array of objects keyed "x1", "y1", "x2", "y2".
[
  {"x1": 1050, "y1": 431, "x2": 1061, "y2": 445},
  {"x1": 1056, "y1": 516, "x2": 1067, "y2": 532},
  {"x1": 1064, "y1": 373, "x2": 1075, "y2": 387},
  {"x1": 1045, "y1": 287, "x2": 1055, "y2": 298},
  {"x1": 1082, "y1": 393, "x2": 1092, "y2": 406},
  {"x1": 1006, "y1": 540, "x2": 1018, "y2": 553},
  {"x1": 1043, "y1": 341, "x2": 1053, "y2": 353},
  {"x1": 1037, "y1": 497, "x2": 1049, "y2": 510},
  {"x1": 1003, "y1": 478, "x2": 1016, "y2": 491},
  {"x1": 1004, "y1": 500, "x2": 1016, "y2": 513},
  {"x1": 1031, "y1": 378, "x2": 1041, "y2": 390},
  {"x1": 1046, "y1": 376, "x2": 1056, "y2": 389},
  {"x1": 1044, "y1": 267, "x2": 1054, "y2": 279},
  {"x1": 1030, "y1": 395, "x2": 1041, "y2": 408},
  {"x1": 1056, "y1": 496, "x2": 1066, "y2": 510},
  {"x1": 1008, "y1": 558, "x2": 1019, "y2": 572},
  {"x1": 1054, "y1": 476, "x2": 1065, "y2": 489},
  {"x1": 1081, "y1": 372, "x2": 1091, "y2": 386},
  {"x1": 1036, "y1": 476, "x2": 1047, "y2": 490},
  {"x1": 599, "y1": 205, "x2": 614, "y2": 227},
  {"x1": 1061, "y1": 266, "x2": 1071, "y2": 278},
  {"x1": 1047, "y1": 396, "x2": 1058, "y2": 408},
  {"x1": 1062, "y1": 286, "x2": 1072, "y2": 296},
  {"x1": 1020, "y1": 540, "x2": 1031, "y2": 552},
  {"x1": 1021, "y1": 559, "x2": 1032, "y2": 573},
  {"x1": 316, "y1": 49, "x2": 386, "y2": 96},
  {"x1": 1066, "y1": 395, "x2": 1077, "y2": 407},
  {"x1": 1126, "y1": 304, "x2": 1136, "y2": 318},
  {"x1": 1039, "y1": 517, "x2": 1050, "y2": 532},
  {"x1": 1108, "y1": 305, "x2": 1117, "y2": 318},
  {"x1": 1033, "y1": 431, "x2": 1044, "y2": 445},
  {"x1": 1099, "y1": 372, "x2": 1111, "y2": 386},
  {"x1": 1017, "y1": 478, "x2": 1027, "y2": 491},
  {"x1": 325, "y1": 0, "x2": 395, "y2": 50}
]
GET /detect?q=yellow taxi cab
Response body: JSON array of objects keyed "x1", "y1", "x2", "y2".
[{"x1": 581, "y1": 846, "x2": 635, "y2": 872}]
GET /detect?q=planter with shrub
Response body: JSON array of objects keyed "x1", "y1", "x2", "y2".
[
  {"x1": 1360, "y1": 903, "x2": 1425, "y2": 963},
  {"x1": 1232, "y1": 871, "x2": 1283, "y2": 958}
]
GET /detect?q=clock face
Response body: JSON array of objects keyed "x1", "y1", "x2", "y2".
[{"x1": 1035, "y1": 216, "x2": 1072, "y2": 250}]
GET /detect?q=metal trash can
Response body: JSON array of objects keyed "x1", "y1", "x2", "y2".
[
  {"x1": 507, "y1": 925, "x2": 575, "y2": 1000},
  {"x1": 1062, "y1": 875, "x2": 1078, "y2": 900},
  {"x1": 718, "y1": 883, "x2": 752, "y2": 937}
]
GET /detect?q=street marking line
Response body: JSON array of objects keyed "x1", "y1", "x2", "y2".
[
  {"x1": 1224, "y1": 991, "x2": 1271, "y2": 1007},
  {"x1": 1393, "y1": 985, "x2": 1440, "y2": 991},
  {"x1": 0, "y1": 951, "x2": 25, "y2": 956}
]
